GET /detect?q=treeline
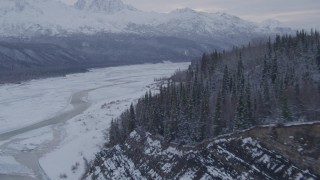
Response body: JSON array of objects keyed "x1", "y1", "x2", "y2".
[{"x1": 109, "y1": 30, "x2": 320, "y2": 145}]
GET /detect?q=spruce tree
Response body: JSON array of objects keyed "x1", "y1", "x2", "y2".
[
  {"x1": 280, "y1": 81, "x2": 291, "y2": 121},
  {"x1": 109, "y1": 120, "x2": 116, "y2": 144},
  {"x1": 222, "y1": 65, "x2": 229, "y2": 100},
  {"x1": 317, "y1": 46, "x2": 320, "y2": 71},
  {"x1": 235, "y1": 93, "x2": 246, "y2": 130},
  {"x1": 198, "y1": 83, "x2": 209, "y2": 140},
  {"x1": 128, "y1": 103, "x2": 136, "y2": 133},
  {"x1": 213, "y1": 91, "x2": 222, "y2": 135},
  {"x1": 262, "y1": 55, "x2": 269, "y2": 80},
  {"x1": 164, "y1": 118, "x2": 171, "y2": 141},
  {"x1": 271, "y1": 55, "x2": 278, "y2": 84},
  {"x1": 245, "y1": 83, "x2": 254, "y2": 127},
  {"x1": 236, "y1": 58, "x2": 245, "y2": 94}
]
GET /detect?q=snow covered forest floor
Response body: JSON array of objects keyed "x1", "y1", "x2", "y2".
[{"x1": 0, "y1": 62, "x2": 189, "y2": 180}]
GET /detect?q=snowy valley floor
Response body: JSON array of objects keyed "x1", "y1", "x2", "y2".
[{"x1": 0, "y1": 62, "x2": 190, "y2": 180}]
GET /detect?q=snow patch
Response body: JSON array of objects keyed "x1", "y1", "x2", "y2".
[
  {"x1": 258, "y1": 154, "x2": 271, "y2": 164},
  {"x1": 161, "y1": 163, "x2": 172, "y2": 173},
  {"x1": 129, "y1": 130, "x2": 140, "y2": 141},
  {"x1": 165, "y1": 146, "x2": 183, "y2": 157},
  {"x1": 179, "y1": 170, "x2": 196, "y2": 180},
  {"x1": 0, "y1": 156, "x2": 31, "y2": 175}
]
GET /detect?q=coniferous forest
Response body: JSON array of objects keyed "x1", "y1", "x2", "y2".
[{"x1": 109, "y1": 30, "x2": 320, "y2": 145}]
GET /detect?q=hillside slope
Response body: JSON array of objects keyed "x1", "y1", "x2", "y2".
[
  {"x1": 107, "y1": 30, "x2": 320, "y2": 146},
  {"x1": 0, "y1": 33, "x2": 209, "y2": 83},
  {"x1": 85, "y1": 31, "x2": 320, "y2": 179},
  {"x1": 85, "y1": 123, "x2": 320, "y2": 179}
]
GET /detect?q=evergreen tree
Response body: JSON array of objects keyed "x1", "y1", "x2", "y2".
[
  {"x1": 222, "y1": 65, "x2": 229, "y2": 100},
  {"x1": 128, "y1": 103, "x2": 136, "y2": 133},
  {"x1": 271, "y1": 54, "x2": 278, "y2": 84},
  {"x1": 164, "y1": 118, "x2": 172, "y2": 141},
  {"x1": 197, "y1": 83, "x2": 209, "y2": 140},
  {"x1": 235, "y1": 92, "x2": 246, "y2": 130},
  {"x1": 280, "y1": 81, "x2": 291, "y2": 121},
  {"x1": 213, "y1": 91, "x2": 222, "y2": 135},
  {"x1": 262, "y1": 55, "x2": 269, "y2": 80},
  {"x1": 245, "y1": 83, "x2": 254, "y2": 126},
  {"x1": 109, "y1": 120, "x2": 117, "y2": 144},
  {"x1": 317, "y1": 46, "x2": 320, "y2": 70},
  {"x1": 236, "y1": 58, "x2": 245, "y2": 94},
  {"x1": 261, "y1": 55, "x2": 271, "y2": 116}
]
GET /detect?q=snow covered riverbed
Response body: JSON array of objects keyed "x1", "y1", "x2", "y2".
[{"x1": 0, "y1": 62, "x2": 189, "y2": 180}]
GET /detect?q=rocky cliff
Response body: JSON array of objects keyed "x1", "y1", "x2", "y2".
[{"x1": 85, "y1": 122, "x2": 320, "y2": 179}]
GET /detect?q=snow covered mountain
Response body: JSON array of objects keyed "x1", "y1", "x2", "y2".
[
  {"x1": 0, "y1": 0, "x2": 293, "y2": 79},
  {"x1": 74, "y1": 0, "x2": 137, "y2": 13},
  {"x1": 0, "y1": 0, "x2": 290, "y2": 42}
]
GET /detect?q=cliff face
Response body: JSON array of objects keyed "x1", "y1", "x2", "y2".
[
  {"x1": 241, "y1": 122, "x2": 320, "y2": 176},
  {"x1": 85, "y1": 123, "x2": 320, "y2": 179}
]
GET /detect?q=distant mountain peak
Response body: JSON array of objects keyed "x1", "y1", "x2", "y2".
[
  {"x1": 261, "y1": 19, "x2": 283, "y2": 28},
  {"x1": 171, "y1": 8, "x2": 197, "y2": 14},
  {"x1": 0, "y1": 0, "x2": 292, "y2": 42},
  {"x1": 74, "y1": 0, "x2": 137, "y2": 14},
  {"x1": 0, "y1": 0, "x2": 34, "y2": 13}
]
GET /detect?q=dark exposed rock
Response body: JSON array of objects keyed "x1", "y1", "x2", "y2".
[{"x1": 85, "y1": 123, "x2": 320, "y2": 179}]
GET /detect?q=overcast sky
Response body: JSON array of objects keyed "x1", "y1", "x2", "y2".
[{"x1": 63, "y1": 0, "x2": 320, "y2": 29}]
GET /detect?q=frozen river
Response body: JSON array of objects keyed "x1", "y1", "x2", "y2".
[{"x1": 0, "y1": 62, "x2": 189, "y2": 180}]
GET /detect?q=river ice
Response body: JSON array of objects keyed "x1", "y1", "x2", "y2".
[{"x1": 0, "y1": 62, "x2": 190, "y2": 179}]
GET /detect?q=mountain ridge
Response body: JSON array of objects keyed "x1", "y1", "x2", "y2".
[
  {"x1": 0, "y1": 0, "x2": 291, "y2": 40},
  {"x1": 0, "y1": 0, "x2": 294, "y2": 83},
  {"x1": 74, "y1": 0, "x2": 137, "y2": 13}
]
